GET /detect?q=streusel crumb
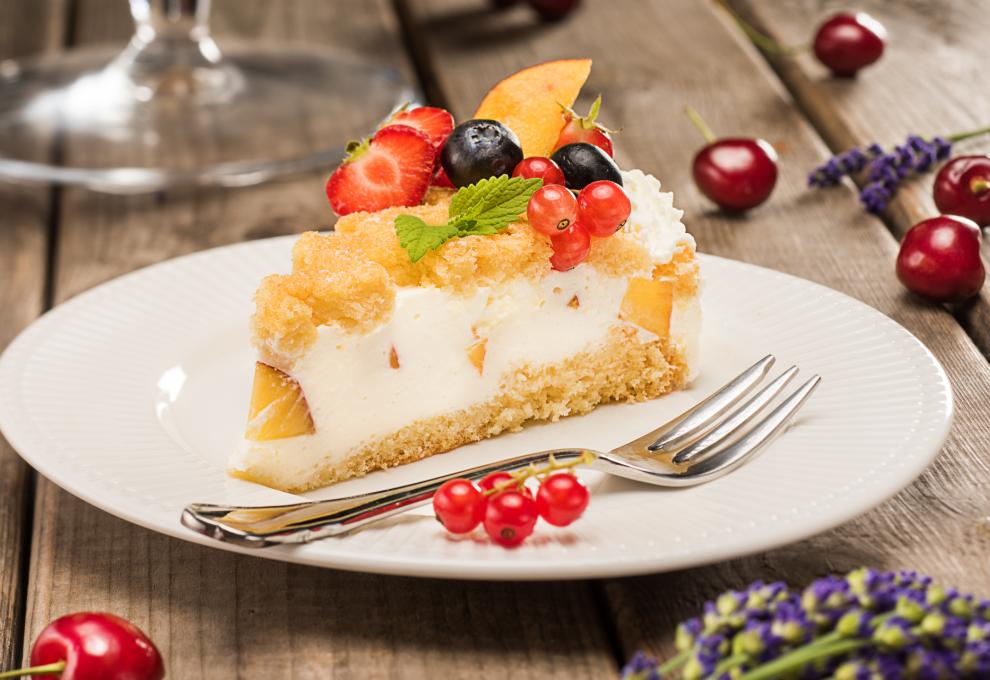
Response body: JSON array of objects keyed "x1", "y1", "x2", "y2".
[{"x1": 253, "y1": 193, "x2": 677, "y2": 362}]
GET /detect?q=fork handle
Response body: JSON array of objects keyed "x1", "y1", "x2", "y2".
[{"x1": 182, "y1": 449, "x2": 587, "y2": 548}]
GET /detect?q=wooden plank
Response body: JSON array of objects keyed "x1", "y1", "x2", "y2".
[
  {"x1": 0, "y1": 0, "x2": 69, "y2": 671},
  {"x1": 727, "y1": 0, "x2": 990, "y2": 359},
  {"x1": 22, "y1": 1, "x2": 616, "y2": 677},
  {"x1": 404, "y1": 0, "x2": 990, "y2": 665}
]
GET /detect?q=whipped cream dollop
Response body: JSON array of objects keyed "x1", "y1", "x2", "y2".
[{"x1": 620, "y1": 169, "x2": 693, "y2": 264}]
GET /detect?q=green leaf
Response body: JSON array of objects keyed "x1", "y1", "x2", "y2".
[
  {"x1": 449, "y1": 175, "x2": 543, "y2": 231},
  {"x1": 394, "y1": 175, "x2": 542, "y2": 262},
  {"x1": 394, "y1": 215, "x2": 459, "y2": 263}
]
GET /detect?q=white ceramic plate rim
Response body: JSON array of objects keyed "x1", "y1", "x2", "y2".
[{"x1": 0, "y1": 238, "x2": 953, "y2": 580}]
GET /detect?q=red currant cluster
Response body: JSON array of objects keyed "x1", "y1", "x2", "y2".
[
  {"x1": 513, "y1": 157, "x2": 631, "y2": 271},
  {"x1": 432, "y1": 453, "x2": 594, "y2": 548}
]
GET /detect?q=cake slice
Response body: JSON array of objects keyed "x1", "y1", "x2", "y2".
[{"x1": 229, "y1": 62, "x2": 701, "y2": 493}]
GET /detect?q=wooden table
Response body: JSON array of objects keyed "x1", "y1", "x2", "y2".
[{"x1": 3, "y1": 1, "x2": 990, "y2": 676}]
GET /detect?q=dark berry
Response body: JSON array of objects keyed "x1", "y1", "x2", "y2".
[
  {"x1": 440, "y1": 119, "x2": 523, "y2": 188},
  {"x1": 550, "y1": 142, "x2": 622, "y2": 190}
]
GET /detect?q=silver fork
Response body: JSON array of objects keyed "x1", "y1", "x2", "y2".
[{"x1": 182, "y1": 355, "x2": 819, "y2": 548}]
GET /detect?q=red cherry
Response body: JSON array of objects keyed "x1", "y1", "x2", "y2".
[
  {"x1": 933, "y1": 155, "x2": 990, "y2": 227},
  {"x1": 433, "y1": 479, "x2": 486, "y2": 534},
  {"x1": 692, "y1": 138, "x2": 778, "y2": 211},
  {"x1": 527, "y1": 0, "x2": 580, "y2": 21},
  {"x1": 812, "y1": 12, "x2": 886, "y2": 77},
  {"x1": 29, "y1": 612, "x2": 164, "y2": 680},
  {"x1": 535, "y1": 473, "x2": 590, "y2": 527},
  {"x1": 896, "y1": 215, "x2": 985, "y2": 302},
  {"x1": 513, "y1": 156, "x2": 566, "y2": 186},
  {"x1": 483, "y1": 491, "x2": 538, "y2": 547},
  {"x1": 549, "y1": 222, "x2": 591, "y2": 271},
  {"x1": 577, "y1": 180, "x2": 631, "y2": 237},
  {"x1": 527, "y1": 184, "x2": 578, "y2": 236}
]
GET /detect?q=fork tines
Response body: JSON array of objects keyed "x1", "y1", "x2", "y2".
[{"x1": 648, "y1": 355, "x2": 821, "y2": 465}]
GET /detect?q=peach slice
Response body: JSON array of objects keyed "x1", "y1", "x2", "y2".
[
  {"x1": 467, "y1": 339, "x2": 488, "y2": 375},
  {"x1": 245, "y1": 362, "x2": 315, "y2": 441},
  {"x1": 620, "y1": 278, "x2": 674, "y2": 337},
  {"x1": 473, "y1": 59, "x2": 592, "y2": 158}
]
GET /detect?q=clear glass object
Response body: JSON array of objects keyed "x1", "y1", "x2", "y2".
[{"x1": 0, "y1": 0, "x2": 415, "y2": 192}]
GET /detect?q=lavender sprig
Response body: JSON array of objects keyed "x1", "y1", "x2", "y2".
[
  {"x1": 622, "y1": 568, "x2": 990, "y2": 680},
  {"x1": 808, "y1": 124, "x2": 990, "y2": 215}
]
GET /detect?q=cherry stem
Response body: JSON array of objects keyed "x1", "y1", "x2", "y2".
[
  {"x1": 0, "y1": 661, "x2": 67, "y2": 679},
  {"x1": 971, "y1": 177, "x2": 990, "y2": 195},
  {"x1": 484, "y1": 450, "x2": 597, "y2": 496},
  {"x1": 683, "y1": 106, "x2": 717, "y2": 144},
  {"x1": 713, "y1": 0, "x2": 807, "y2": 56},
  {"x1": 947, "y1": 124, "x2": 990, "y2": 143}
]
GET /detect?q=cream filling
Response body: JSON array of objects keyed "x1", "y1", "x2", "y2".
[{"x1": 232, "y1": 266, "x2": 699, "y2": 484}]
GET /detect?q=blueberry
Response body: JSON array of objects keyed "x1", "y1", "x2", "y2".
[
  {"x1": 441, "y1": 119, "x2": 524, "y2": 188},
  {"x1": 550, "y1": 143, "x2": 622, "y2": 190}
]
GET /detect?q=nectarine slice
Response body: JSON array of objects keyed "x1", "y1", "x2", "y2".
[
  {"x1": 245, "y1": 362, "x2": 315, "y2": 441},
  {"x1": 467, "y1": 339, "x2": 488, "y2": 375},
  {"x1": 620, "y1": 278, "x2": 674, "y2": 337},
  {"x1": 473, "y1": 59, "x2": 592, "y2": 158}
]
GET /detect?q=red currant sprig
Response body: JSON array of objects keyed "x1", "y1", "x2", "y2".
[
  {"x1": 431, "y1": 451, "x2": 596, "y2": 548},
  {"x1": 526, "y1": 180, "x2": 631, "y2": 271}
]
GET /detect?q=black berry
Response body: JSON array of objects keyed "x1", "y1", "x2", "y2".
[
  {"x1": 441, "y1": 119, "x2": 524, "y2": 188},
  {"x1": 550, "y1": 142, "x2": 622, "y2": 190}
]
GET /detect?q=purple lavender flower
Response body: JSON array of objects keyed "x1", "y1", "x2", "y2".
[
  {"x1": 625, "y1": 569, "x2": 990, "y2": 679},
  {"x1": 808, "y1": 143, "x2": 884, "y2": 187},
  {"x1": 809, "y1": 135, "x2": 953, "y2": 214},
  {"x1": 620, "y1": 650, "x2": 662, "y2": 680}
]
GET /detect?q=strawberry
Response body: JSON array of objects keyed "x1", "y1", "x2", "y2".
[
  {"x1": 553, "y1": 94, "x2": 617, "y2": 157},
  {"x1": 325, "y1": 125, "x2": 434, "y2": 216},
  {"x1": 432, "y1": 164, "x2": 455, "y2": 189},
  {"x1": 388, "y1": 106, "x2": 455, "y2": 150}
]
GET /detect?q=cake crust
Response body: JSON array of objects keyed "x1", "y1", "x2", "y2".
[{"x1": 233, "y1": 327, "x2": 690, "y2": 492}]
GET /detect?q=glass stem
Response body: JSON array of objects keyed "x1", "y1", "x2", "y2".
[{"x1": 130, "y1": 0, "x2": 212, "y2": 42}]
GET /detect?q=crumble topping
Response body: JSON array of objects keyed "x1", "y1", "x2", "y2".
[{"x1": 252, "y1": 191, "x2": 680, "y2": 362}]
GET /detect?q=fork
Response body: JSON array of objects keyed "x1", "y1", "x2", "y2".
[{"x1": 182, "y1": 355, "x2": 819, "y2": 548}]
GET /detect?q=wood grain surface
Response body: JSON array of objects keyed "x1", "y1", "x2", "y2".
[
  {"x1": 728, "y1": 0, "x2": 990, "y2": 359},
  {"x1": 2, "y1": 0, "x2": 990, "y2": 677},
  {"x1": 405, "y1": 0, "x2": 990, "y2": 663},
  {"x1": 0, "y1": 0, "x2": 69, "y2": 670}
]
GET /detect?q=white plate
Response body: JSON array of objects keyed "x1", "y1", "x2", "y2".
[{"x1": 0, "y1": 238, "x2": 952, "y2": 580}]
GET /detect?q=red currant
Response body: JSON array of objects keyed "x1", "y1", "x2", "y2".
[
  {"x1": 535, "y1": 473, "x2": 590, "y2": 527},
  {"x1": 513, "y1": 156, "x2": 566, "y2": 186},
  {"x1": 896, "y1": 215, "x2": 985, "y2": 302},
  {"x1": 549, "y1": 222, "x2": 591, "y2": 271},
  {"x1": 577, "y1": 180, "x2": 631, "y2": 237},
  {"x1": 433, "y1": 478, "x2": 486, "y2": 534},
  {"x1": 484, "y1": 491, "x2": 538, "y2": 547},
  {"x1": 528, "y1": 184, "x2": 578, "y2": 236}
]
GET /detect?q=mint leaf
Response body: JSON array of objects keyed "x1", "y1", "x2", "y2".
[
  {"x1": 449, "y1": 175, "x2": 543, "y2": 231},
  {"x1": 394, "y1": 215, "x2": 459, "y2": 263},
  {"x1": 394, "y1": 175, "x2": 542, "y2": 262}
]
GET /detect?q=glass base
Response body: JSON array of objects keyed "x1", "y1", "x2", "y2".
[{"x1": 0, "y1": 41, "x2": 416, "y2": 192}]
